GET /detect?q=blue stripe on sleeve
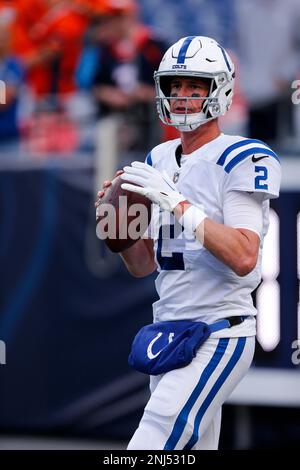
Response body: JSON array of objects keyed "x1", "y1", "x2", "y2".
[
  {"x1": 163, "y1": 338, "x2": 229, "y2": 450},
  {"x1": 184, "y1": 337, "x2": 246, "y2": 450},
  {"x1": 145, "y1": 152, "x2": 153, "y2": 166},
  {"x1": 177, "y1": 36, "x2": 196, "y2": 64},
  {"x1": 224, "y1": 147, "x2": 279, "y2": 173},
  {"x1": 216, "y1": 138, "x2": 271, "y2": 166}
]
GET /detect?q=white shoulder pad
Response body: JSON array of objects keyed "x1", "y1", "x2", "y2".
[
  {"x1": 145, "y1": 139, "x2": 181, "y2": 168},
  {"x1": 218, "y1": 139, "x2": 281, "y2": 198}
]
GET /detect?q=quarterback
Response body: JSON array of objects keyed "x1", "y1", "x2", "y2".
[{"x1": 97, "y1": 36, "x2": 281, "y2": 449}]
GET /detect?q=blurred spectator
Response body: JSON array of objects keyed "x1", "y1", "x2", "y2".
[
  {"x1": 0, "y1": 25, "x2": 24, "y2": 143},
  {"x1": 36, "y1": 0, "x2": 87, "y2": 96},
  {"x1": 12, "y1": 0, "x2": 92, "y2": 155},
  {"x1": 75, "y1": 1, "x2": 106, "y2": 91},
  {"x1": 10, "y1": 0, "x2": 53, "y2": 97},
  {"x1": 24, "y1": 0, "x2": 88, "y2": 99},
  {"x1": 91, "y1": 0, "x2": 166, "y2": 151},
  {"x1": 235, "y1": 0, "x2": 300, "y2": 143},
  {"x1": 0, "y1": 0, "x2": 18, "y2": 28},
  {"x1": 2, "y1": 0, "x2": 89, "y2": 105}
]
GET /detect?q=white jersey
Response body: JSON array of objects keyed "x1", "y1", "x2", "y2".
[{"x1": 146, "y1": 133, "x2": 281, "y2": 337}]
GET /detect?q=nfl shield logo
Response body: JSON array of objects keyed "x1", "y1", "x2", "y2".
[{"x1": 173, "y1": 172, "x2": 180, "y2": 183}]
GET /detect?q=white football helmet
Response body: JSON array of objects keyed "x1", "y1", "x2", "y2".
[{"x1": 154, "y1": 36, "x2": 235, "y2": 132}]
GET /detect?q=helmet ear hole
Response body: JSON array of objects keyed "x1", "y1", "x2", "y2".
[{"x1": 160, "y1": 76, "x2": 172, "y2": 97}]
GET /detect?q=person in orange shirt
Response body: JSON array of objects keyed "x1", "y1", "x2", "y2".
[
  {"x1": 8, "y1": 0, "x2": 88, "y2": 98},
  {"x1": 27, "y1": 0, "x2": 88, "y2": 96},
  {"x1": 10, "y1": 0, "x2": 53, "y2": 97}
]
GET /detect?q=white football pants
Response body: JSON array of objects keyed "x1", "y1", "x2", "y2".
[{"x1": 127, "y1": 336, "x2": 255, "y2": 450}]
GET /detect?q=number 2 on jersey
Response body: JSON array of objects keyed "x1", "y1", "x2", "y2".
[{"x1": 255, "y1": 165, "x2": 268, "y2": 190}]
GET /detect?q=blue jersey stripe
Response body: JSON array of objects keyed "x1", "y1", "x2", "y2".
[
  {"x1": 184, "y1": 337, "x2": 246, "y2": 450},
  {"x1": 224, "y1": 147, "x2": 279, "y2": 173},
  {"x1": 163, "y1": 338, "x2": 229, "y2": 450},
  {"x1": 145, "y1": 152, "x2": 153, "y2": 166},
  {"x1": 177, "y1": 36, "x2": 196, "y2": 64},
  {"x1": 216, "y1": 138, "x2": 271, "y2": 166}
]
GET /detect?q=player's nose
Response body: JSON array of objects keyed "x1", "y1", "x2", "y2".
[{"x1": 177, "y1": 85, "x2": 192, "y2": 98}]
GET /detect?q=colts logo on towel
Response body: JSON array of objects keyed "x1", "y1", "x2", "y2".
[{"x1": 147, "y1": 332, "x2": 175, "y2": 359}]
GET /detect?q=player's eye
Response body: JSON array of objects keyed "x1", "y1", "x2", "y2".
[{"x1": 190, "y1": 83, "x2": 203, "y2": 90}]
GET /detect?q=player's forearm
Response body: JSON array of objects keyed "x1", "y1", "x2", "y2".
[
  {"x1": 173, "y1": 203, "x2": 258, "y2": 276},
  {"x1": 119, "y1": 239, "x2": 156, "y2": 278},
  {"x1": 200, "y1": 218, "x2": 259, "y2": 276}
]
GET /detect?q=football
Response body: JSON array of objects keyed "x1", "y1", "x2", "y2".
[{"x1": 96, "y1": 174, "x2": 152, "y2": 253}]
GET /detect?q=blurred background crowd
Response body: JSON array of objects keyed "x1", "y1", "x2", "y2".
[
  {"x1": 1, "y1": 0, "x2": 300, "y2": 451},
  {"x1": 0, "y1": 0, "x2": 300, "y2": 160}
]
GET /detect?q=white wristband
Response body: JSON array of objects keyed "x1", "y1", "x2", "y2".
[{"x1": 178, "y1": 205, "x2": 206, "y2": 234}]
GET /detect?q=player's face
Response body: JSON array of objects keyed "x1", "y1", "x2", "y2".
[{"x1": 169, "y1": 77, "x2": 209, "y2": 114}]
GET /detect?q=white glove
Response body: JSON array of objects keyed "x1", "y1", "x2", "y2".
[{"x1": 120, "y1": 161, "x2": 186, "y2": 212}]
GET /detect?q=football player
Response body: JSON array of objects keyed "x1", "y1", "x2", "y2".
[{"x1": 97, "y1": 36, "x2": 281, "y2": 450}]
